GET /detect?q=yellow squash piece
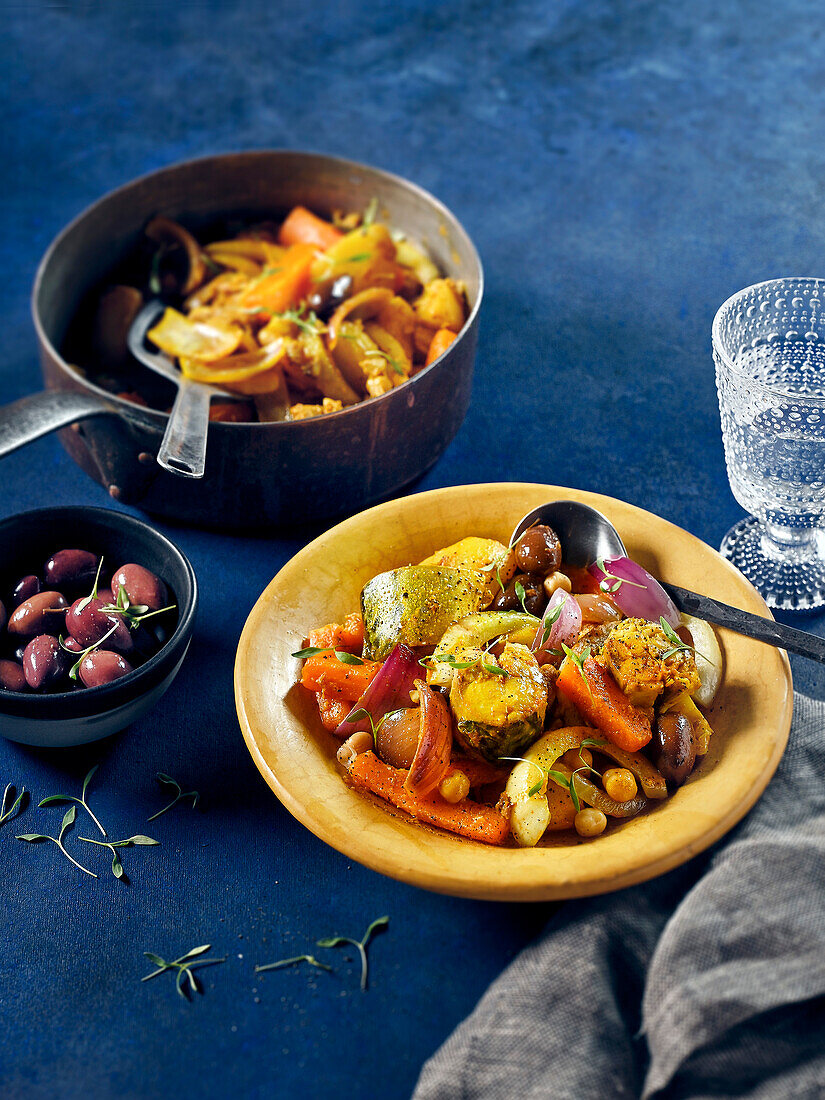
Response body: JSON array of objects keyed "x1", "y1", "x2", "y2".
[{"x1": 147, "y1": 307, "x2": 244, "y2": 362}]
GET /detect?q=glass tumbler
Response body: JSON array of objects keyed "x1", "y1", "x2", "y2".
[{"x1": 714, "y1": 278, "x2": 825, "y2": 611}]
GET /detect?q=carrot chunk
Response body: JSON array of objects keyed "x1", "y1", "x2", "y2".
[
  {"x1": 316, "y1": 690, "x2": 351, "y2": 731},
  {"x1": 238, "y1": 242, "x2": 316, "y2": 317},
  {"x1": 346, "y1": 752, "x2": 509, "y2": 845},
  {"x1": 424, "y1": 327, "x2": 457, "y2": 366},
  {"x1": 300, "y1": 652, "x2": 381, "y2": 700},
  {"x1": 278, "y1": 206, "x2": 343, "y2": 251},
  {"x1": 556, "y1": 656, "x2": 652, "y2": 752}
]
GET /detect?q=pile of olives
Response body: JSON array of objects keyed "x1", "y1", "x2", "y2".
[
  {"x1": 0, "y1": 549, "x2": 175, "y2": 694},
  {"x1": 490, "y1": 525, "x2": 563, "y2": 617}
]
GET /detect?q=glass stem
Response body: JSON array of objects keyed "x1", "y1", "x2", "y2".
[{"x1": 761, "y1": 521, "x2": 816, "y2": 561}]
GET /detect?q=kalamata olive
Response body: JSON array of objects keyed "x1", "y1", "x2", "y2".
[
  {"x1": 79, "y1": 649, "x2": 133, "y2": 688},
  {"x1": 62, "y1": 636, "x2": 84, "y2": 654},
  {"x1": 0, "y1": 599, "x2": 5, "y2": 633},
  {"x1": 7, "y1": 591, "x2": 68, "y2": 636},
  {"x1": 66, "y1": 597, "x2": 134, "y2": 654},
  {"x1": 44, "y1": 549, "x2": 98, "y2": 589},
  {"x1": 306, "y1": 273, "x2": 354, "y2": 319},
  {"x1": 0, "y1": 659, "x2": 26, "y2": 692},
  {"x1": 491, "y1": 573, "x2": 547, "y2": 617},
  {"x1": 12, "y1": 575, "x2": 40, "y2": 606},
  {"x1": 23, "y1": 635, "x2": 68, "y2": 691},
  {"x1": 514, "y1": 525, "x2": 562, "y2": 576},
  {"x1": 110, "y1": 564, "x2": 168, "y2": 612},
  {"x1": 651, "y1": 713, "x2": 696, "y2": 787}
]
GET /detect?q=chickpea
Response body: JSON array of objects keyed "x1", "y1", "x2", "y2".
[
  {"x1": 575, "y1": 808, "x2": 607, "y2": 838},
  {"x1": 439, "y1": 770, "x2": 471, "y2": 804},
  {"x1": 543, "y1": 571, "x2": 572, "y2": 597},
  {"x1": 561, "y1": 747, "x2": 592, "y2": 770},
  {"x1": 602, "y1": 767, "x2": 638, "y2": 803}
]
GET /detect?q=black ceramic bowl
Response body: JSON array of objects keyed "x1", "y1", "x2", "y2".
[
  {"x1": 0, "y1": 506, "x2": 196, "y2": 747},
  {"x1": 8, "y1": 150, "x2": 484, "y2": 528}
]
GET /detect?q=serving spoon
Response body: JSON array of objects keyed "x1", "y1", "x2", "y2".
[
  {"x1": 128, "y1": 301, "x2": 242, "y2": 480},
  {"x1": 511, "y1": 501, "x2": 825, "y2": 664}
]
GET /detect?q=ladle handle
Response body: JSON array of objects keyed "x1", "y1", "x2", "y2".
[
  {"x1": 0, "y1": 390, "x2": 111, "y2": 459},
  {"x1": 156, "y1": 377, "x2": 211, "y2": 479},
  {"x1": 663, "y1": 582, "x2": 825, "y2": 664}
]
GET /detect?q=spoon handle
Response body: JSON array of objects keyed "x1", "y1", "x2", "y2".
[
  {"x1": 156, "y1": 378, "x2": 211, "y2": 479},
  {"x1": 662, "y1": 582, "x2": 825, "y2": 664}
]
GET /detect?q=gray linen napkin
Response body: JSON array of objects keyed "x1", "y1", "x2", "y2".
[{"x1": 414, "y1": 692, "x2": 825, "y2": 1100}]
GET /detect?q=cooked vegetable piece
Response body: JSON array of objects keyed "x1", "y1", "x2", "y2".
[
  {"x1": 313, "y1": 224, "x2": 399, "y2": 294},
  {"x1": 361, "y1": 566, "x2": 487, "y2": 661},
  {"x1": 327, "y1": 287, "x2": 395, "y2": 348},
  {"x1": 678, "y1": 614, "x2": 723, "y2": 707},
  {"x1": 419, "y1": 536, "x2": 516, "y2": 607},
  {"x1": 345, "y1": 751, "x2": 509, "y2": 845},
  {"x1": 278, "y1": 206, "x2": 343, "y2": 251},
  {"x1": 414, "y1": 278, "x2": 466, "y2": 331},
  {"x1": 600, "y1": 617, "x2": 700, "y2": 708},
  {"x1": 550, "y1": 762, "x2": 648, "y2": 819},
  {"x1": 556, "y1": 655, "x2": 652, "y2": 752},
  {"x1": 659, "y1": 691, "x2": 714, "y2": 756},
  {"x1": 505, "y1": 726, "x2": 596, "y2": 847},
  {"x1": 300, "y1": 652, "x2": 381, "y2": 700},
  {"x1": 145, "y1": 216, "x2": 207, "y2": 295},
  {"x1": 425, "y1": 327, "x2": 458, "y2": 366},
  {"x1": 147, "y1": 307, "x2": 243, "y2": 361},
  {"x1": 405, "y1": 679, "x2": 453, "y2": 796},
  {"x1": 317, "y1": 690, "x2": 351, "y2": 731},
  {"x1": 237, "y1": 242, "x2": 316, "y2": 316},
  {"x1": 450, "y1": 642, "x2": 547, "y2": 762},
  {"x1": 428, "y1": 610, "x2": 539, "y2": 689}
]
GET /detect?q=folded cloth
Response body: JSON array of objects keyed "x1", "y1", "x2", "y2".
[{"x1": 413, "y1": 692, "x2": 825, "y2": 1100}]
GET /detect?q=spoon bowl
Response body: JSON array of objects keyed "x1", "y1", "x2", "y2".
[{"x1": 510, "y1": 500, "x2": 627, "y2": 567}]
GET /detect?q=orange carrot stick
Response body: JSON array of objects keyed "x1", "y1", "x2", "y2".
[
  {"x1": 238, "y1": 242, "x2": 316, "y2": 316},
  {"x1": 278, "y1": 206, "x2": 343, "y2": 251},
  {"x1": 346, "y1": 752, "x2": 510, "y2": 845},
  {"x1": 300, "y1": 652, "x2": 381, "y2": 699},
  {"x1": 556, "y1": 656, "x2": 652, "y2": 752},
  {"x1": 337, "y1": 612, "x2": 365, "y2": 650},
  {"x1": 425, "y1": 327, "x2": 458, "y2": 366}
]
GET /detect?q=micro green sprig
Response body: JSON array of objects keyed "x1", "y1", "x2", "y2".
[
  {"x1": 345, "y1": 708, "x2": 405, "y2": 747},
  {"x1": 317, "y1": 915, "x2": 389, "y2": 991},
  {"x1": 17, "y1": 805, "x2": 97, "y2": 878},
  {"x1": 79, "y1": 834, "x2": 158, "y2": 879},
  {"x1": 255, "y1": 955, "x2": 332, "y2": 974},
  {"x1": 142, "y1": 944, "x2": 226, "y2": 999},
  {"x1": 291, "y1": 646, "x2": 365, "y2": 665},
  {"x1": 147, "y1": 773, "x2": 199, "y2": 822},
  {"x1": 38, "y1": 765, "x2": 106, "y2": 836},
  {"x1": 0, "y1": 784, "x2": 25, "y2": 827}
]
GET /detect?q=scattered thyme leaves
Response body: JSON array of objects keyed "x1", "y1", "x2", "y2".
[
  {"x1": 345, "y1": 708, "x2": 405, "y2": 746},
  {"x1": 0, "y1": 784, "x2": 25, "y2": 827},
  {"x1": 291, "y1": 646, "x2": 365, "y2": 664},
  {"x1": 79, "y1": 834, "x2": 159, "y2": 880},
  {"x1": 594, "y1": 558, "x2": 647, "y2": 595},
  {"x1": 17, "y1": 804, "x2": 98, "y2": 878},
  {"x1": 147, "y1": 773, "x2": 199, "y2": 823},
  {"x1": 420, "y1": 652, "x2": 507, "y2": 677},
  {"x1": 659, "y1": 617, "x2": 706, "y2": 662},
  {"x1": 317, "y1": 915, "x2": 388, "y2": 992},
  {"x1": 141, "y1": 944, "x2": 226, "y2": 1000}
]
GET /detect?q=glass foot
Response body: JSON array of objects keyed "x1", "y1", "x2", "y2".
[{"x1": 720, "y1": 517, "x2": 825, "y2": 611}]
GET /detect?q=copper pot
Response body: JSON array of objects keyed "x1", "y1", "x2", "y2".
[{"x1": 0, "y1": 151, "x2": 482, "y2": 528}]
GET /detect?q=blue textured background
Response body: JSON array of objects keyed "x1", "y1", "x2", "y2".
[{"x1": 2, "y1": 2, "x2": 824, "y2": 1097}]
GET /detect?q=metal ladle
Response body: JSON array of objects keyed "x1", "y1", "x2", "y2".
[
  {"x1": 128, "y1": 301, "x2": 242, "y2": 479},
  {"x1": 511, "y1": 500, "x2": 825, "y2": 664}
]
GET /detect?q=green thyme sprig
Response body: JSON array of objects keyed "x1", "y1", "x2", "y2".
[
  {"x1": 659, "y1": 617, "x2": 707, "y2": 662},
  {"x1": 545, "y1": 739, "x2": 607, "y2": 812},
  {"x1": 79, "y1": 834, "x2": 158, "y2": 880},
  {"x1": 280, "y1": 308, "x2": 326, "y2": 336},
  {"x1": 74, "y1": 556, "x2": 105, "y2": 615},
  {"x1": 419, "y1": 652, "x2": 507, "y2": 677},
  {"x1": 60, "y1": 622, "x2": 119, "y2": 681},
  {"x1": 515, "y1": 580, "x2": 529, "y2": 615},
  {"x1": 345, "y1": 708, "x2": 406, "y2": 747},
  {"x1": 147, "y1": 773, "x2": 199, "y2": 823},
  {"x1": 255, "y1": 954, "x2": 332, "y2": 974},
  {"x1": 141, "y1": 944, "x2": 226, "y2": 999},
  {"x1": 317, "y1": 915, "x2": 389, "y2": 992},
  {"x1": 17, "y1": 805, "x2": 97, "y2": 878},
  {"x1": 594, "y1": 559, "x2": 647, "y2": 595},
  {"x1": 98, "y1": 583, "x2": 176, "y2": 631},
  {"x1": 0, "y1": 784, "x2": 25, "y2": 827},
  {"x1": 291, "y1": 646, "x2": 365, "y2": 665},
  {"x1": 38, "y1": 765, "x2": 106, "y2": 836},
  {"x1": 538, "y1": 599, "x2": 565, "y2": 648}
]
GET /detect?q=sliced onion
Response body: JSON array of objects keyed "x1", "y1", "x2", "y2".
[
  {"x1": 588, "y1": 557, "x2": 680, "y2": 628},
  {"x1": 334, "y1": 643, "x2": 419, "y2": 739},
  {"x1": 533, "y1": 589, "x2": 582, "y2": 657},
  {"x1": 575, "y1": 594, "x2": 622, "y2": 625},
  {"x1": 404, "y1": 679, "x2": 453, "y2": 796}
]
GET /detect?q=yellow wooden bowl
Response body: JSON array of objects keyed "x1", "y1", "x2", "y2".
[{"x1": 234, "y1": 483, "x2": 793, "y2": 901}]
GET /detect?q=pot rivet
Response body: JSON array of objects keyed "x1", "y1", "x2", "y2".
[
  {"x1": 138, "y1": 452, "x2": 154, "y2": 465},
  {"x1": 108, "y1": 484, "x2": 122, "y2": 500}
]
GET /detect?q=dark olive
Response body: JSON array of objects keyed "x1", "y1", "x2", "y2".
[
  {"x1": 7, "y1": 591, "x2": 68, "y2": 636},
  {"x1": 651, "y1": 713, "x2": 696, "y2": 787},
  {"x1": 12, "y1": 575, "x2": 40, "y2": 606},
  {"x1": 62, "y1": 636, "x2": 84, "y2": 654},
  {"x1": 306, "y1": 273, "x2": 354, "y2": 320},
  {"x1": 79, "y1": 649, "x2": 133, "y2": 688},
  {"x1": 44, "y1": 549, "x2": 98, "y2": 589},
  {"x1": 23, "y1": 635, "x2": 68, "y2": 691},
  {"x1": 0, "y1": 599, "x2": 5, "y2": 633},
  {"x1": 514, "y1": 525, "x2": 562, "y2": 576},
  {"x1": 110, "y1": 563, "x2": 168, "y2": 612},
  {"x1": 0, "y1": 659, "x2": 26, "y2": 692},
  {"x1": 66, "y1": 597, "x2": 134, "y2": 654},
  {"x1": 491, "y1": 573, "x2": 547, "y2": 617}
]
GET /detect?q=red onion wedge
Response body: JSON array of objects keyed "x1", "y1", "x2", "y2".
[
  {"x1": 533, "y1": 588, "x2": 582, "y2": 657},
  {"x1": 588, "y1": 557, "x2": 680, "y2": 628},
  {"x1": 334, "y1": 643, "x2": 419, "y2": 739},
  {"x1": 404, "y1": 679, "x2": 453, "y2": 797}
]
